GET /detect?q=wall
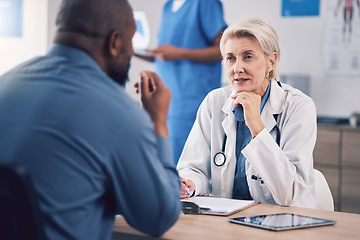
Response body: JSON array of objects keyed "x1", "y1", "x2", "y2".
[
  {"x1": 47, "y1": 0, "x2": 61, "y2": 49},
  {"x1": 0, "y1": 0, "x2": 48, "y2": 75},
  {"x1": 8, "y1": 0, "x2": 360, "y2": 118},
  {"x1": 127, "y1": 0, "x2": 360, "y2": 118},
  {"x1": 125, "y1": 0, "x2": 166, "y2": 102}
]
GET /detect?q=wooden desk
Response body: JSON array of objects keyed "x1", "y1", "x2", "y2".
[{"x1": 112, "y1": 203, "x2": 360, "y2": 240}]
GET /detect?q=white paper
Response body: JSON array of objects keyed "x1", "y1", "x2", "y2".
[{"x1": 186, "y1": 196, "x2": 256, "y2": 214}]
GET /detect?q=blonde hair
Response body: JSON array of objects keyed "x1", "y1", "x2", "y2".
[{"x1": 220, "y1": 18, "x2": 280, "y2": 81}]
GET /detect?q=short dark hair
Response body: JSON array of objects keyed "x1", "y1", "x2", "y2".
[{"x1": 56, "y1": 0, "x2": 132, "y2": 38}]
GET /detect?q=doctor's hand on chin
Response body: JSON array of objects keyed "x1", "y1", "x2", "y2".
[
  {"x1": 231, "y1": 91, "x2": 265, "y2": 138},
  {"x1": 180, "y1": 177, "x2": 195, "y2": 199}
]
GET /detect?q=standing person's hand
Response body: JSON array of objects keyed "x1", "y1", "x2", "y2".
[
  {"x1": 147, "y1": 44, "x2": 183, "y2": 61},
  {"x1": 134, "y1": 71, "x2": 171, "y2": 137}
]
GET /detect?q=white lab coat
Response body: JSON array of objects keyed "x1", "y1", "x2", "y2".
[{"x1": 177, "y1": 80, "x2": 317, "y2": 209}]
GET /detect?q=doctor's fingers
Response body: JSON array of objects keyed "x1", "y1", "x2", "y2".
[
  {"x1": 180, "y1": 183, "x2": 190, "y2": 199},
  {"x1": 182, "y1": 179, "x2": 196, "y2": 192},
  {"x1": 180, "y1": 187, "x2": 195, "y2": 200},
  {"x1": 180, "y1": 191, "x2": 190, "y2": 199},
  {"x1": 232, "y1": 93, "x2": 260, "y2": 109}
]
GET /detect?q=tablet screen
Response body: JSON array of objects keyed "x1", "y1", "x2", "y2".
[{"x1": 229, "y1": 213, "x2": 336, "y2": 231}]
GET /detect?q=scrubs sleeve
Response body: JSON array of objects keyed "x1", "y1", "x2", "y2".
[
  {"x1": 199, "y1": 0, "x2": 227, "y2": 42},
  {"x1": 107, "y1": 109, "x2": 181, "y2": 237}
]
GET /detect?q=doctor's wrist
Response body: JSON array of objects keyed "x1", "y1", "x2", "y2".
[{"x1": 251, "y1": 126, "x2": 264, "y2": 139}]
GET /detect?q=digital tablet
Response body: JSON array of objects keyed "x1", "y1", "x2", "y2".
[{"x1": 228, "y1": 213, "x2": 336, "y2": 231}]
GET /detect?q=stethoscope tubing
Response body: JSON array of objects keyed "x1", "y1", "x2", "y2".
[{"x1": 213, "y1": 121, "x2": 280, "y2": 167}]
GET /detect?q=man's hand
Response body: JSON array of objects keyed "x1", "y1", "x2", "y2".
[{"x1": 134, "y1": 71, "x2": 171, "y2": 137}]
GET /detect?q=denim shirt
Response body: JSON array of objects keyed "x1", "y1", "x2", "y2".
[{"x1": 232, "y1": 82, "x2": 271, "y2": 199}]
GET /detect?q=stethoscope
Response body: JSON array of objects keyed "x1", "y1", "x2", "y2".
[
  {"x1": 213, "y1": 135, "x2": 227, "y2": 166},
  {"x1": 213, "y1": 115, "x2": 281, "y2": 167}
]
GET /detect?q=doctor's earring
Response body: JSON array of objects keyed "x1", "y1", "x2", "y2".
[{"x1": 265, "y1": 71, "x2": 271, "y2": 79}]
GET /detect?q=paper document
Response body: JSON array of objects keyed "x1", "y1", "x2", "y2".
[
  {"x1": 182, "y1": 196, "x2": 258, "y2": 216},
  {"x1": 134, "y1": 49, "x2": 153, "y2": 58}
]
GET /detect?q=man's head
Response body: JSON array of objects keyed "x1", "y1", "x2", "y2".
[{"x1": 55, "y1": 0, "x2": 135, "y2": 86}]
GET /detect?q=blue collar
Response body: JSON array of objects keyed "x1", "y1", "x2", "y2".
[
  {"x1": 260, "y1": 81, "x2": 271, "y2": 112},
  {"x1": 47, "y1": 44, "x2": 102, "y2": 73}
]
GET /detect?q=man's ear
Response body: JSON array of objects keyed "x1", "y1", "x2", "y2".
[{"x1": 107, "y1": 30, "x2": 122, "y2": 58}]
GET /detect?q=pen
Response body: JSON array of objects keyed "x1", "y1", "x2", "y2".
[{"x1": 182, "y1": 178, "x2": 191, "y2": 197}]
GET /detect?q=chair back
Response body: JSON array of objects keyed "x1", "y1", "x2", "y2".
[
  {"x1": 0, "y1": 163, "x2": 47, "y2": 240},
  {"x1": 314, "y1": 169, "x2": 334, "y2": 211}
]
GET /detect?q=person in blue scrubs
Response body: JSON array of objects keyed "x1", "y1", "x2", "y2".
[
  {"x1": 142, "y1": 0, "x2": 227, "y2": 164},
  {"x1": 0, "y1": 0, "x2": 180, "y2": 239}
]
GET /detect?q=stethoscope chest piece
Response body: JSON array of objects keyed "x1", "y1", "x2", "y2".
[{"x1": 213, "y1": 152, "x2": 226, "y2": 167}]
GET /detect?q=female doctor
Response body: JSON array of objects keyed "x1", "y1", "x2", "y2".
[{"x1": 177, "y1": 18, "x2": 317, "y2": 208}]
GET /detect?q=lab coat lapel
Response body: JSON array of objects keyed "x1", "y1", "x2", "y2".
[
  {"x1": 221, "y1": 90, "x2": 237, "y2": 154},
  {"x1": 216, "y1": 91, "x2": 237, "y2": 196},
  {"x1": 218, "y1": 83, "x2": 285, "y2": 197},
  {"x1": 261, "y1": 80, "x2": 285, "y2": 132}
]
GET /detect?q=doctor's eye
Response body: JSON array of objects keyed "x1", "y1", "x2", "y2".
[
  {"x1": 244, "y1": 54, "x2": 253, "y2": 60},
  {"x1": 226, "y1": 56, "x2": 235, "y2": 61}
]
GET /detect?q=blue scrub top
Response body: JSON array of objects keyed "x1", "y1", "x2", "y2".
[{"x1": 156, "y1": 0, "x2": 227, "y2": 120}]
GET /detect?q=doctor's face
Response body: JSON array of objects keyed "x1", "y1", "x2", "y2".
[{"x1": 223, "y1": 36, "x2": 274, "y2": 96}]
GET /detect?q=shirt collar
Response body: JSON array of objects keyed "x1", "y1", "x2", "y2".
[
  {"x1": 222, "y1": 80, "x2": 284, "y2": 116},
  {"x1": 47, "y1": 44, "x2": 103, "y2": 73},
  {"x1": 260, "y1": 81, "x2": 271, "y2": 113}
]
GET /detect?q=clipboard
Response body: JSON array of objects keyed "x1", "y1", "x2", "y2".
[{"x1": 181, "y1": 196, "x2": 259, "y2": 216}]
